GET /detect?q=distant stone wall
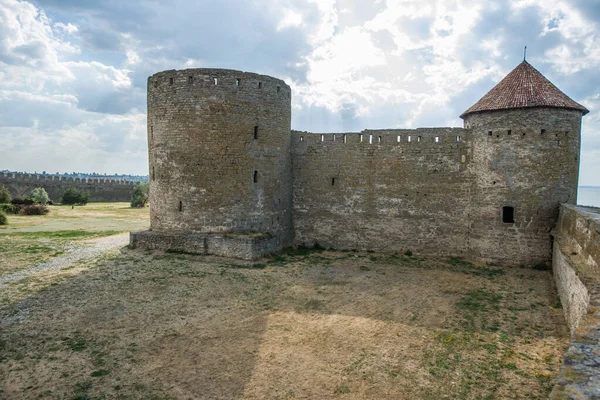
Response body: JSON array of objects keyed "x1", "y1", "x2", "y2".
[
  {"x1": 550, "y1": 204, "x2": 600, "y2": 399},
  {"x1": 0, "y1": 172, "x2": 135, "y2": 202},
  {"x1": 291, "y1": 128, "x2": 473, "y2": 256}
]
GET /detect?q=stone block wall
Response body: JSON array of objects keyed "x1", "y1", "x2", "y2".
[
  {"x1": 291, "y1": 128, "x2": 473, "y2": 256},
  {"x1": 147, "y1": 68, "x2": 293, "y2": 252},
  {"x1": 465, "y1": 108, "x2": 581, "y2": 266},
  {"x1": 0, "y1": 172, "x2": 135, "y2": 202},
  {"x1": 550, "y1": 204, "x2": 600, "y2": 399}
]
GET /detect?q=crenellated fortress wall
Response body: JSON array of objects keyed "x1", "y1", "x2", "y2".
[
  {"x1": 0, "y1": 172, "x2": 135, "y2": 202},
  {"x1": 291, "y1": 128, "x2": 473, "y2": 256},
  {"x1": 131, "y1": 65, "x2": 586, "y2": 267}
]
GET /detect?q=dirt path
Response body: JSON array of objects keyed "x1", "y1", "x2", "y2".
[{"x1": 0, "y1": 232, "x2": 129, "y2": 286}]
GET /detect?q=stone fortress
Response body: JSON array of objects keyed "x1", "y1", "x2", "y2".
[
  {"x1": 131, "y1": 60, "x2": 588, "y2": 267},
  {"x1": 131, "y1": 62, "x2": 600, "y2": 398}
]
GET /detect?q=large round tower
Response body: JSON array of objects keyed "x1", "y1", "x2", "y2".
[
  {"x1": 137, "y1": 68, "x2": 293, "y2": 258},
  {"x1": 462, "y1": 61, "x2": 588, "y2": 266}
]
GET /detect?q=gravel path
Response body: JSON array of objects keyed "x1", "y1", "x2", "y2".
[{"x1": 0, "y1": 232, "x2": 130, "y2": 286}]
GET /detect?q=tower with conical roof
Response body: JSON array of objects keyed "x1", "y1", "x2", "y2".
[{"x1": 461, "y1": 60, "x2": 588, "y2": 266}]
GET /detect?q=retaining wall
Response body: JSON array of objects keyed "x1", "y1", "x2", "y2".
[{"x1": 550, "y1": 204, "x2": 600, "y2": 399}]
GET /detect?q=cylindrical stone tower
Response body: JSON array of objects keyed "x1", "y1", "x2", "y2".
[
  {"x1": 461, "y1": 61, "x2": 588, "y2": 266},
  {"x1": 146, "y1": 68, "x2": 293, "y2": 253}
]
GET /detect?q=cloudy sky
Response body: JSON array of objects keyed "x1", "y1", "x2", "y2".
[{"x1": 0, "y1": 0, "x2": 599, "y2": 184}]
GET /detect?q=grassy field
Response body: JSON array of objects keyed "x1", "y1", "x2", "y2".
[
  {"x1": 0, "y1": 207, "x2": 569, "y2": 400},
  {"x1": 0, "y1": 203, "x2": 149, "y2": 277}
]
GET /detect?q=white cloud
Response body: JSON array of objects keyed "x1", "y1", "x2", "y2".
[{"x1": 277, "y1": 9, "x2": 304, "y2": 31}]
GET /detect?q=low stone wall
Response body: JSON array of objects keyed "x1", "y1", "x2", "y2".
[
  {"x1": 129, "y1": 230, "x2": 282, "y2": 260},
  {"x1": 550, "y1": 204, "x2": 600, "y2": 399}
]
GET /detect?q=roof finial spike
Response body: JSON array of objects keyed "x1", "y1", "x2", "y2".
[{"x1": 524, "y1": 46, "x2": 527, "y2": 61}]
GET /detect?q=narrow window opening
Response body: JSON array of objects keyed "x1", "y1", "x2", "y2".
[
  {"x1": 150, "y1": 125, "x2": 153, "y2": 140},
  {"x1": 343, "y1": 134, "x2": 347, "y2": 143},
  {"x1": 300, "y1": 136, "x2": 304, "y2": 142},
  {"x1": 153, "y1": 80, "x2": 158, "y2": 88},
  {"x1": 522, "y1": 132, "x2": 526, "y2": 137},
  {"x1": 331, "y1": 178, "x2": 335, "y2": 186},
  {"x1": 369, "y1": 135, "x2": 373, "y2": 144},
  {"x1": 541, "y1": 129, "x2": 546, "y2": 135},
  {"x1": 417, "y1": 136, "x2": 421, "y2": 142},
  {"x1": 333, "y1": 135, "x2": 336, "y2": 142},
  {"x1": 169, "y1": 77, "x2": 174, "y2": 85},
  {"x1": 179, "y1": 201, "x2": 182, "y2": 212},
  {"x1": 213, "y1": 77, "x2": 218, "y2": 85},
  {"x1": 188, "y1": 76, "x2": 193, "y2": 84},
  {"x1": 408, "y1": 136, "x2": 412, "y2": 142},
  {"x1": 253, "y1": 171, "x2": 258, "y2": 183},
  {"x1": 507, "y1": 130, "x2": 511, "y2": 135},
  {"x1": 236, "y1": 78, "x2": 241, "y2": 86},
  {"x1": 435, "y1": 136, "x2": 440, "y2": 143},
  {"x1": 321, "y1": 134, "x2": 324, "y2": 142},
  {"x1": 397, "y1": 135, "x2": 401, "y2": 143},
  {"x1": 456, "y1": 135, "x2": 461, "y2": 142},
  {"x1": 277, "y1": 86, "x2": 281, "y2": 93},
  {"x1": 502, "y1": 206, "x2": 514, "y2": 223},
  {"x1": 258, "y1": 82, "x2": 262, "y2": 89},
  {"x1": 565, "y1": 131, "x2": 569, "y2": 136},
  {"x1": 152, "y1": 166, "x2": 155, "y2": 181},
  {"x1": 254, "y1": 126, "x2": 258, "y2": 140},
  {"x1": 360, "y1": 134, "x2": 363, "y2": 142},
  {"x1": 378, "y1": 136, "x2": 382, "y2": 143},
  {"x1": 488, "y1": 131, "x2": 493, "y2": 136}
]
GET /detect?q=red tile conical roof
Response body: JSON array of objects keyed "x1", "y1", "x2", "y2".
[{"x1": 460, "y1": 61, "x2": 589, "y2": 118}]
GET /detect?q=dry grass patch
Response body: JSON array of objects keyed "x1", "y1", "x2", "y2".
[
  {"x1": 0, "y1": 249, "x2": 568, "y2": 399},
  {"x1": 0, "y1": 202, "x2": 148, "y2": 277}
]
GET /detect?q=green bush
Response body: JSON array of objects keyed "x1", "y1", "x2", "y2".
[
  {"x1": 0, "y1": 186, "x2": 11, "y2": 204},
  {"x1": 0, "y1": 210, "x2": 7, "y2": 225},
  {"x1": 11, "y1": 197, "x2": 34, "y2": 205},
  {"x1": 31, "y1": 187, "x2": 50, "y2": 205},
  {"x1": 62, "y1": 187, "x2": 90, "y2": 205},
  {"x1": 21, "y1": 204, "x2": 50, "y2": 215},
  {"x1": 130, "y1": 182, "x2": 149, "y2": 208},
  {"x1": 0, "y1": 204, "x2": 19, "y2": 214}
]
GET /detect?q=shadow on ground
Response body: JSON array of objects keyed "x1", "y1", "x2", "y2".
[{"x1": 0, "y1": 249, "x2": 568, "y2": 399}]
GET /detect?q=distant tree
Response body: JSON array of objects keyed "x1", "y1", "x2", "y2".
[
  {"x1": 0, "y1": 186, "x2": 11, "y2": 204},
  {"x1": 62, "y1": 187, "x2": 90, "y2": 205},
  {"x1": 30, "y1": 187, "x2": 50, "y2": 205},
  {"x1": 130, "y1": 182, "x2": 149, "y2": 208},
  {"x1": 0, "y1": 210, "x2": 7, "y2": 225}
]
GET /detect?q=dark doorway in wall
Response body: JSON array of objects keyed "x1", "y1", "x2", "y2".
[{"x1": 502, "y1": 206, "x2": 514, "y2": 223}]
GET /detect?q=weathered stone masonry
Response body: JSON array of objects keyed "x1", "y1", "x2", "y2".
[
  {"x1": 550, "y1": 204, "x2": 600, "y2": 399},
  {"x1": 131, "y1": 62, "x2": 588, "y2": 267}
]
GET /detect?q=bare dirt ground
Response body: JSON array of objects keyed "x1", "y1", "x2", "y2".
[{"x1": 0, "y1": 247, "x2": 569, "y2": 400}]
